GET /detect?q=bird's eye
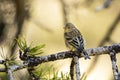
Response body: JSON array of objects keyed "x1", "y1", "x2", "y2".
[{"x1": 67, "y1": 26, "x2": 71, "y2": 29}]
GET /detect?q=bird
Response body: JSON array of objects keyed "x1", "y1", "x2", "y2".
[{"x1": 64, "y1": 22, "x2": 90, "y2": 59}]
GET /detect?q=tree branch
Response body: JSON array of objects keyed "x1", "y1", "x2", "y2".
[
  {"x1": 73, "y1": 56, "x2": 80, "y2": 80},
  {"x1": 70, "y1": 59, "x2": 74, "y2": 80},
  {"x1": 109, "y1": 49, "x2": 119, "y2": 80},
  {"x1": 28, "y1": 43, "x2": 120, "y2": 66}
]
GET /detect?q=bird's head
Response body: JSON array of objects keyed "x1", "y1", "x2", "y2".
[{"x1": 64, "y1": 23, "x2": 75, "y2": 32}]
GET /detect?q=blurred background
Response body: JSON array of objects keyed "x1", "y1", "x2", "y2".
[{"x1": 0, "y1": 0, "x2": 120, "y2": 80}]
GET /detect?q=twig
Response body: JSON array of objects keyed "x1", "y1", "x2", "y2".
[
  {"x1": 28, "y1": 67, "x2": 39, "y2": 80},
  {"x1": 61, "y1": 0, "x2": 69, "y2": 24},
  {"x1": 96, "y1": 0, "x2": 112, "y2": 11},
  {"x1": 7, "y1": 69, "x2": 14, "y2": 80},
  {"x1": 10, "y1": 63, "x2": 28, "y2": 71},
  {"x1": 0, "y1": 22, "x2": 5, "y2": 43},
  {"x1": 10, "y1": 0, "x2": 25, "y2": 56},
  {"x1": 99, "y1": 12, "x2": 120, "y2": 46},
  {"x1": 0, "y1": 68, "x2": 6, "y2": 72},
  {"x1": 109, "y1": 49, "x2": 119, "y2": 80},
  {"x1": 0, "y1": 62, "x2": 28, "y2": 72},
  {"x1": 73, "y1": 56, "x2": 80, "y2": 80},
  {"x1": 0, "y1": 60, "x2": 5, "y2": 64},
  {"x1": 30, "y1": 19, "x2": 53, "y2": 32},
  {"x1": 70, "y1": 59, "x2": 74, "y2": 80}
]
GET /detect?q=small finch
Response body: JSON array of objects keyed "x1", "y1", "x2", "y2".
[{"x1": 64, "y1": 23, "x2": 90, "y2": 59}]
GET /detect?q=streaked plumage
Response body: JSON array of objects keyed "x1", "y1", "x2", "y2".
[{"x1": 64, "y1": 23, "x2": 90, "y2": 59}]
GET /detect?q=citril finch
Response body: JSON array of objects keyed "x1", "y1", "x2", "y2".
[{"x1": 64, "y1": 23, "x2": 90, "y2": 59}]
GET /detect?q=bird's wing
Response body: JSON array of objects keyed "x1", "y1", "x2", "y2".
[{"x1": 69, "y1": 36, "x2": 84, "y2": 52}]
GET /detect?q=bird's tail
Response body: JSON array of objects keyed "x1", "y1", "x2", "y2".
[{"x1": 83, "y1": 50, "x2": 90, "y2": 59}]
